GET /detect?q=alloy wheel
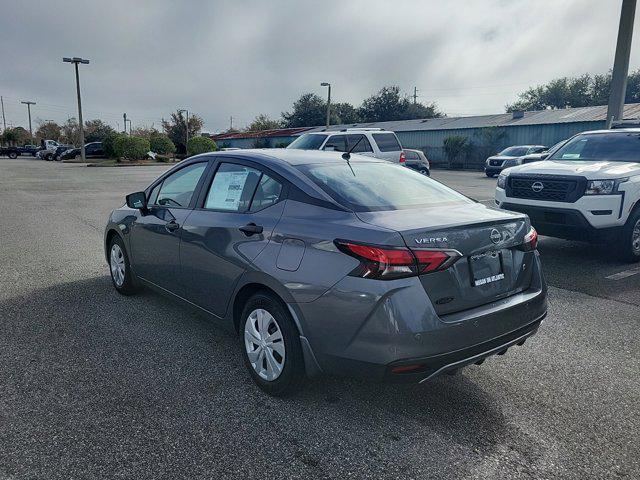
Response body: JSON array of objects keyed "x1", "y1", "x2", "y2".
[
  {"x1": 110, "y1": 243, "x2": 126, "y2": 287},
  {"x1": 244, "y1": 308, "x2": 286, "y2": 381},
  {"x1": 633, "y1": 219, "x2": 640, "y2": 254}
]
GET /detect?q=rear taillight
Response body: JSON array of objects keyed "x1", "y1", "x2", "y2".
[
  {"x1": 399, "y1": 151, "x2": 406, "y2": 163},
  {"x1": 335, "y1": 240, "x2": 461, "y2": 280},
  {"x1": 518, "y1": 226, "x2": 538, "y2": 252}
]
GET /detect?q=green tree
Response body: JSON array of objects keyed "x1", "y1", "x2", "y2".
[
  {"x1": 131, "y1": 126, "x2": 160, "y2": 139},
  {"x1": 61, "y1": 118, "x2": 81, "y2": 146},
  {"x1": 187, "y1": 136, "x2": 217, "y2": 156},
  {"x1": 506, "y1": 69, "x2": 640, "y2": 112},
  {"x1": 358, "y1": 86, "x2": 443, "y2": 122},
  {"x1": 246, "y1": 114, "x2": 282, "y2": 131},
  {"x1": 35, "y1": 120, "x2": 61, "y2": 142},
  {"x1": 443, "y1": 135, "x2": 470, "y2": 168},
  {"x1": 103, "y1": 132, "x2": 123, "y2": 158},
  {"x1": 84, "y1": 119, "x2": 115, "y2": 142},
  {"x1": 1, "y1": 127, "x2": 30, "y2": 145},
  {"x1": 332, "y1": 102, "x2": 361, "y2": 124},
  {"x1": 149, "y1": 134, "x2": 176, "y2": 155},
  {"x1": 282, "y1": 93, "x2": 327, "y2": 127},
  {"x1": 113, "y1": 135, "x2": 150, "y2": 160},
  {"x1": 161, "y1": 110, "x2": 204, "y2": 154}
]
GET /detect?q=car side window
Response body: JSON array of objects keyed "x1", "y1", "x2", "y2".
[
  {"x1": 154, "y1": 162, "x2": 207, "y2": 208},
  {"x1": 323, "y1": 135, "x2": 347, "y2": 152},
  {"x1": 346, "y1": 135, "x2": 373, "y2": 153},
  {"x1": 205, "y1": 163, "x2": 262, "y2": 212},
  {"x1": 405, "y1": 151, "x2": 419, "y2": 160},
  {"x1": 249, "y1": 173, "x2": 283, "y2": 212}
]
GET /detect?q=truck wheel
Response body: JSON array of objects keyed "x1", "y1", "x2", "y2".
[
  {"x1": 618, "y1": 209, "x2": 640, "y2": 263},
  {"x1": 45, "y1": 153, "x2": 53, "y2": 161},
  {"x1": 8, "y1": 152, "x2": 17, "y2": 159}
]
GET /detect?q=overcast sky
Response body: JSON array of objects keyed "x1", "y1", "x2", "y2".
[{"x1": 0, "y1": 0, "x2": 637, "y2": 133}]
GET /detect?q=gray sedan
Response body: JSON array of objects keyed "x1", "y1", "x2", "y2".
[{"x1": 105, "y1": 149, "x2": 547, "y2": 395}]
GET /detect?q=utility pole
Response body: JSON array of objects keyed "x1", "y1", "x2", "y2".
[
  {"x1": 21, "y1": 101, "x2": 36, "y2": 138},
  {"x1": 606, "y1": 0, "x2": 637, "y2": 128},
  {"x1": 1, "y1": 96, "x2": 6, "y2": 131},
  {"x1": 321, "y1": 82, "x2": 331, "y2": 128},
  {"x1": 123, "y1": 113, "x2": 127, "y2": 133},
  {"x1": 230, "y1": 116, "x2": 233, "y2": 131},
  {"x1": 63, "y1": 57, "x2": 90, "y2": 161},
  {"x1": 413, "y1": 87, "x2": 418, "y2": 104}
]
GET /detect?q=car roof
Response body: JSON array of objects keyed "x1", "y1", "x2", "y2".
[
  {"x1": 577, "y1": 127, "x2": 640, "y2": 134},
  {"x1": 205, "y1": 148, "x2": 387, "y2": 167}
]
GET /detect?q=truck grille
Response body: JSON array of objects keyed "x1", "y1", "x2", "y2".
[
  {"x1": 489, "y1": 159, "x2": 503, "y2": 166},
  {"x1": 507, "y1": 175, "x2": 584, "y2": 203}
]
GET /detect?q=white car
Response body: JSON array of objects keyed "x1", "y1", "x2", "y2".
[
  {"x1": 287, "y1": 128, "x2": 405, "y2": 163},
  {"x1": 494, "y1": 128, "x2": 640, "y2": 262}
]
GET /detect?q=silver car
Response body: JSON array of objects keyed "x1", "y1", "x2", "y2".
[{"x1": 105, "y1": 149, "x2": 547, "y2": 396}]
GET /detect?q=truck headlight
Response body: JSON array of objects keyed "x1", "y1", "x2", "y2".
[
  {"x1": 497, "y1": 174, "x2": 507, "y2": 189},
  {"x1": 585, "y1": 178, "x2": 628, "y2": 195}
]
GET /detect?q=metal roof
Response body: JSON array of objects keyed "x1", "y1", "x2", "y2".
[
  {"x1": 212, "y1": 127, "x2": 311, "y2": 140},
  {"x1": 303, "y1": 103, "x2": 640, "y2": 133},
  {"x1": 210, "y1": 104, "x2": 640, "y2": 140}
]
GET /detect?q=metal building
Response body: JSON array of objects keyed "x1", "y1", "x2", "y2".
[{"x1": 210, "y1": 103, "x2": 640, "y2": 168}]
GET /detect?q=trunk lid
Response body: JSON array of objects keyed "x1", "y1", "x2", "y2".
[{"x1": 356, "y1": 203, "x2": 534, "y2": 316}]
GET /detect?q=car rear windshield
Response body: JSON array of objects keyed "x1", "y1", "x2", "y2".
[
  {"x1": 287, "y1": 134, "x2": 328, "y2": 150},
  {"x1": 548, "y1": 132, "x2": 640, "y2": 162},
  {"x1": 298, "y1": 162, "x2": 472, "y2": 212},
  {"x1": 499, "y1": 146, "x2": 529, "y2": 156},
  {"x1": 372, "y1": 133, "x2": 401, "y2": 152}
]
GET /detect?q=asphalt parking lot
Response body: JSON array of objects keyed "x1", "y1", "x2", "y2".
[{"x1": 0, "y1": 157, "x2": 638, "y2": 479}]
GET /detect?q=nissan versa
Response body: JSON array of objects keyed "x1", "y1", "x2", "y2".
[{"x1": 105, "y1": 149, "x2": 547, "y2": 395}]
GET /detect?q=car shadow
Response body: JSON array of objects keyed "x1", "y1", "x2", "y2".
[{"x1": 1, "y1": 276, "x2": 508, "y2": 478}]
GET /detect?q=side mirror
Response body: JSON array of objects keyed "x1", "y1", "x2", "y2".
[{"x1": 126, "y1": 191, "x2": 147, "y2": 210}]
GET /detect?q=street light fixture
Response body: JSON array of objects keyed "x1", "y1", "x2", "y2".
[
  {"x1": 21, "y1": 101, "x2": 36, "y2": 139},
  {"x1": 63, "y1": 56, "x2": 90, "y2": 161},
  {"x1": 178, "y1": 109, "x2": 189, "y2": 148},
  {"x1": 321, "y1": 82, "x2": 331, "y2": 128}
]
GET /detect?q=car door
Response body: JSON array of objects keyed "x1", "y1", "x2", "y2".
[
  {"x1": 129, "y1": 161, "x2": 209, "y2": 296},
  {"x1": 179, "y1": 160, "x2": 286, "y2": 317}
]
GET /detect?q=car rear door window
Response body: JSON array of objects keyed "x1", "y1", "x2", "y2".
[
  {"x1": 372, "y1": 133, "x2": 401, "y2": 152},
  {"x1": 155, "y1": 162, "x2": 207, "y2": 208},
  {"x1": 405, "y1": 150, "x2": 419, "y2": 160},
  {"x1": 249, "y1": 174, "x2": 283, "y2": 212},
  {"x1": 346, "y1": 135, "x2": 373, "y2": 153},
  {"x1": 323, "y1": 135, "x2": 347, "y2": 152}
]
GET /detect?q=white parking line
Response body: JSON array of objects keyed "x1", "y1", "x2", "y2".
[{"x1": 605, "y1": 266, "x2": 640, "y2": 280}]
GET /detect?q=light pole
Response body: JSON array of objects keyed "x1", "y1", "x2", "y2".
[
  {"x1": 321, "y1": 82, "x2": 331, "y2": 128},
  {"x1": 178, "y1": 109, "x2": 189, "y2": 148},
  {"x1": 21, "y1": 101, "x2": 36, "y2": 139},
  {"x1": 606, "y1": 0, "x2": 636, "y2": 128},
  {"x1": 126, "y1": 118, "x2": 132, "y2": 134},
  {"x1": 63, "y1": 56, "x2": 90, "y2": 161}
]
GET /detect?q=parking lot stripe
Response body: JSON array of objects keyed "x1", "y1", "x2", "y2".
[{"x1": 605, "y1": 266, "x2": 640, "y2": 280}]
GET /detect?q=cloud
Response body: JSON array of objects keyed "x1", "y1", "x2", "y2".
[{"x1": 0, "y1": 0, "x2": 636, "y2": 131}]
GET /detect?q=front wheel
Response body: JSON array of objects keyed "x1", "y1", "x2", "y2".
[
  {"x1": 618, "y1": 209, "x2": 640, "y2": 262},
  {"x1": 108, "y1": 236, "x2": 139, "y2": 294},
  {"x1": 418, "y1": 168, "x2": 430, "y2": 176},
  {"x1": 8, "y1": 152, "x2": 17, "y2": 159},
  {"x1": 240, "y1": 292, "x2": 306, "y2": 396}
]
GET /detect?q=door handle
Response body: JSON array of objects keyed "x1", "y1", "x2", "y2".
[
  {"x1": 165, "y1": 220, "x2": 180, "y2": 232},
  {"x1": 239, "y1": 223, "x2": 263, "y2": 236}
]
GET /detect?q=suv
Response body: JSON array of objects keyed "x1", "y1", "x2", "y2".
[
  {"x1": 495, "y1": 129, "x2": 640, "y2": 261},
  {"x1": 485, "y1": 145, "x2": 547, "y2": 177},
  {"x1": 287, "y1": 128, "x2": 405, "y2": 163}
]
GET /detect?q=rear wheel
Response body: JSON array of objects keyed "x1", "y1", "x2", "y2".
[
  {"x1": 8, "y1": 151, "x2": 17, "y2": 159},
  {"x1": 45, "y1": 153, "x2": 53, "y2": 161},
  {"x1": 239, "y1": 292, "x2": 305, "y2": 396},
  {"x1": 618, "y1": 209, "x2": 640, "y2": 262}
]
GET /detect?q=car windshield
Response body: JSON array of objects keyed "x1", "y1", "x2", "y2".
[
  {"x1": 287, "y1": 134, "x2": 328, "y2": 150},
  {"x1": 499, "y1": 146, "x2": 529, "y2": 157},
  {"x1": 298, "y1": 162, "x2": 472, "y2": 212},
  {"x1": 549, "y1": 132, "x2": 640, "y2": 162}
]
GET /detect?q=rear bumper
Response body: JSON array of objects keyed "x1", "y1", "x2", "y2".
[{"x1": 292, "y1": 253, "x2": 547, "y2": 382}]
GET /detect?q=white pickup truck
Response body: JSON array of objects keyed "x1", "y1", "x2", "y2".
[{"x1": 494, "y1": 128, "x2": 640, "y2": 262}]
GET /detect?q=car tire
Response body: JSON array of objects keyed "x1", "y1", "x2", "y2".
[
  {"x1": 419, "y1": 168, "x2": 430, "y2": 176},
  {"x1": 618, "y1": 209, "x2": 640, "y2": 263},
  {"x1": 485, "y1": 172, "x2": 495, "y2": 178},
  {"x1": 45, "y1": 153, "x2": 53, "y2": 161},
  {"x1": 8, "y1": 152, "x2": 17, "y2": 159},
  {"x1": 108, "y1": 235, "x2": 139, "y2": 295},
  {"x1": 239, "y1": 292, "x2": 306, "y2": 396}
]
